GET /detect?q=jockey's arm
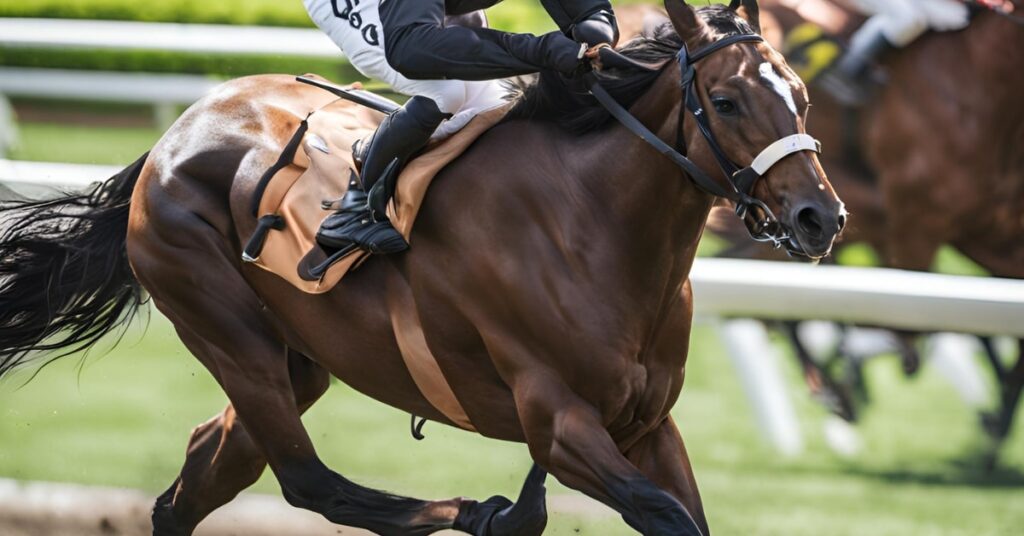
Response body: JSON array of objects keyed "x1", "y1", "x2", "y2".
[{"x1": 379, "y1": 0, "x2": 617, "y2": 80}]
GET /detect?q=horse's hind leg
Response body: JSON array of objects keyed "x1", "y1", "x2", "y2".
[
  {"x1": 132, "y1": 227, "x2": 467, "y2": 535},
  {"x1": 152, "y1": 349, "x2": 328, "y2": 535}
]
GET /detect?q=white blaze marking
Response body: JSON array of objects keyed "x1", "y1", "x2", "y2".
[{"x1": 759, "y1": 62, "x2": 797, "y2": 116}]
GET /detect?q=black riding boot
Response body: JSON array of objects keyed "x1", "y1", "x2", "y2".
[
  {"x1": 817, "y1": 26, "x2": 892, "y2": 106},
  {"x1": 317, "y1": 95, "x2": 449, "y2": 254}
]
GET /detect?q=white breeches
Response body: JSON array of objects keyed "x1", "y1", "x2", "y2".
[
  {"x1": 846, "y1": 0, "x2": 970, "y2": 46},
  {"x1": 304, "y1": 0, "x2": 507, "y2": 139}
]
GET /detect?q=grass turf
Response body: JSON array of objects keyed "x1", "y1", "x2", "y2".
[{"x1": 0, "y1": 313, "x2": 1021, "y2": 535}]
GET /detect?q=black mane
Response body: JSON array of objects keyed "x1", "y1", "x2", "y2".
[{"x1": 504, "y1": 5, "x2": 757, "y2": 134}]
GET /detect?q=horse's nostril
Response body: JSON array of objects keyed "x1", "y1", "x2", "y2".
[
  {"x1": 837, "y1": 212, "x2": 848, "y2": 232},
  {"x1": 796, "y1": 206, "x2": 824, "y2": 238}
]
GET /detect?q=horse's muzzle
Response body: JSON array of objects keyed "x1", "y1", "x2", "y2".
[{"x1": 787, "y1": 201, "x2": 846, "y2": 259}]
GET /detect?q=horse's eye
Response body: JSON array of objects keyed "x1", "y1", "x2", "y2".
[{"x1": 712, "y1": 97, "x2": 736, "y2": 115}]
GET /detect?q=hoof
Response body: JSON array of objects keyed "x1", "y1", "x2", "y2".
[
  {"x1": 151, "y1": 489, "x2": 192, "y2": 536},
  {"x1": 452, "y1": 464, "x2": 548, "y2": 536},
  {"x1": 489, "y1": 465, "x2": 548, "y2": 536},
  {"x1": 452, "y1": 495, "x2": 513, "y2": 535},
  {"x1": 629, "y1": 481, "x2": 704, "y2": 536}
]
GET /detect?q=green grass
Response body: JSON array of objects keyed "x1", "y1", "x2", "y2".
[{"x1": 1, "y1": 314, "x2": 1021, "y2": 535}]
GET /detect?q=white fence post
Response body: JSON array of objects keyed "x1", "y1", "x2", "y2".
[{"x1": 719, "y1": 318, "x2": 804, "y2": 456}]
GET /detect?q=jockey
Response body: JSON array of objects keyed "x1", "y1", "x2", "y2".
[
  {"x1": 820, "y1": 0, "x2": 971, "y2": 104},
  {"x1": 304, "y1": 0, "x2": 618, "y2": 255}
]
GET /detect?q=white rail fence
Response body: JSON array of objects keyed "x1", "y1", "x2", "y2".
[
  {"x1": 1, "y1": 159, "x2": 1021, "y2": 455},
  {"x1": 0, "y1": 18, "x2": 338, "y2": 57},
  {"x1": 0, "y1": 18, "x2": 344, "y2": 125},
  {"x1": 7, "y1": 160, "x2": 1023, "y2": 331}
]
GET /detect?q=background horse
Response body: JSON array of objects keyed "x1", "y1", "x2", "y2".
[
  {"x1": 710, "y1": 0, "x2": 1024, "y2": 459},
  {"x1": 0, "y1": 1, "x2": 843, "y2": 534}
]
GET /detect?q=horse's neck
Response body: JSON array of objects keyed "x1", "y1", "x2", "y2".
[{"x1": 526, "y1": 70, "x2": 715, "y2": 294}]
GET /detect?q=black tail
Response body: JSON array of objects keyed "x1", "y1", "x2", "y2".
[{"x1": 0, "y1": 153, "x2": 149, "y2": 379}]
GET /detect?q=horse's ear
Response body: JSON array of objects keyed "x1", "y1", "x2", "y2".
[
  {"x1": 729, "y1": 0, "x2": 761, "y2": 34},
  {"x1": 664, "y1": 0, "x2": 709, "y2": 48}
]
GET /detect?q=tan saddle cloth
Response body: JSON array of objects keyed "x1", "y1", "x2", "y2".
[{"x1": 245, "y1": 89, "x2": 509, "y2": 294}]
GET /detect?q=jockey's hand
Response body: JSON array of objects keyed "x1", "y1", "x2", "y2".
[{"x1": 566, "y1": 43, "x2": 607, "y2": 78}]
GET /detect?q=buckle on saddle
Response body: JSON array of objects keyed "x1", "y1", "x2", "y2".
[{"x1": 351, "y1": 138, "x2": 370, "y2": 174}]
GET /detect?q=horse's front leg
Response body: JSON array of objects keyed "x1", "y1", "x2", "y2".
[
  {"x1": 623, "y1": 416, "x2": 708, "y2": 534},
  {"x1": 512, "y1": 377, "x2": 705, "y2": 536}
]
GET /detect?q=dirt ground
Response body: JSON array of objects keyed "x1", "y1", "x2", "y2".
[{"x1": 0, "y1": 478, "x2": 614, "y2": 536}]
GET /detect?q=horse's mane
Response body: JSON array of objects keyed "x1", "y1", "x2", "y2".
[{"x1": 504, "y1": 5, "x2": 757, "y2": 134}]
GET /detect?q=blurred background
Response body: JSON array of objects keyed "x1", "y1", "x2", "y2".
[{"x1": 0, "y1": 1, "x2": 1022, "y2": 535}]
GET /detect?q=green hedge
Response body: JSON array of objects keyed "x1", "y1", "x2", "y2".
[
  {"x1": 0, "y1": 0, "x2": 313, "y2": 27},
  {"x1": 0, "y1": 47, "x2": 365, "y2": 81}
]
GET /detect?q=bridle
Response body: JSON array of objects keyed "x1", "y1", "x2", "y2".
[{"x1": 585, "y1": 33, "x2": 822, "y2": 250}]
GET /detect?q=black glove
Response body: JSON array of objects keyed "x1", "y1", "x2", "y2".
[{"x1": 571, "y1": 10, "x2": 618, "y2": 48}]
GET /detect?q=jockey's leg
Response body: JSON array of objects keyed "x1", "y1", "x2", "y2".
[
  {"x1": 316, "y1": 95, "x2": 449, "y2": 254},
  {"x1": 431, "y1": 80, "x2": 507, "y2": 139},
  {"x1": 308, "y1": 0, "x2": 510, "y2": 255},
  {"x1": 821, "y1": 0, "x2": 968, "y2": 104}
]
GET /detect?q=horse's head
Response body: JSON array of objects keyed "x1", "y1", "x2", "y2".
[{"x1": 665, "y1": 0, "x2": 845, "y2": 259}]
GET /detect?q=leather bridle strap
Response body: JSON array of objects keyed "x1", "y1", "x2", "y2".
[
  {"x1": 585, "y1": 32, "x2": 823, "y2": 247},
  {"x1": 584, "y1": 77, "x2": 737, "y2": 200},
  {"x1": 583, "y1": 33, "x2": 774, "y2": 205}
]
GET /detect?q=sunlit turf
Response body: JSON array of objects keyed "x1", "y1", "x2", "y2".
[{"x1": 1, "y1": 313, "x2": 1021, "y2": 535}]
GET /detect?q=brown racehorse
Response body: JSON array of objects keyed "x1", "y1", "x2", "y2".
[
  {"x1": 0, "y1": 1, "x2": 843, "y2": 534},
  {"x1": 710, "y1": 0, "x2": 1024, "y2": 456}
]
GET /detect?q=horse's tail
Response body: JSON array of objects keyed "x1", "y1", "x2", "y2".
[{"x1": 0, "y1": 152, "x2": 149, "y2": 379}]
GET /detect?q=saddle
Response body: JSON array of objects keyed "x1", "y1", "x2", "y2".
[{"x1": 242, "y1": 79, "x2": 510, "y2": 294}]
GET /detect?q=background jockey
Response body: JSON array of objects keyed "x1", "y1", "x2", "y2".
[
  {"x1": 819, "y1": 0, "x2": 971, "y2": 104},
  {"x1": 304, "y1": 0, "x2": 618, "y2": 255}
]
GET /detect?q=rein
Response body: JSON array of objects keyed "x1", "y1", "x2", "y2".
[{"x1": 586, "y1": 34, "x2": 821, "y2": 248}]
